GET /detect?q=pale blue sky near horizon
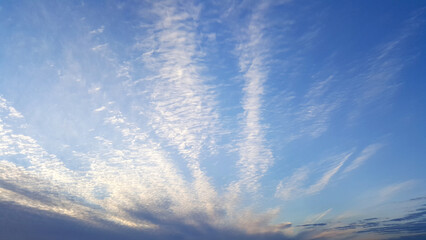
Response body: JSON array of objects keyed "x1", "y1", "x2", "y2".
[{"x1": 1, "y1": 1, "x2": 426, "y2": 239}]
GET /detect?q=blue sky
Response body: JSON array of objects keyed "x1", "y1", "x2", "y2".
[{"x1": 1, "y1": 1, "x2": 426, "y2": 239}]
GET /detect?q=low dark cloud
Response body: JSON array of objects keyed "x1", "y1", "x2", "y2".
[
  {"x1": 334, "y1": 221, "x2": 380, "y2": 231},
  {"x1": 386, "y1": 209, "x2": 426, "y2": 222},
  {"x1": 0, "y1": 180, "x2": 56, "y2": 205},
  {"x1": 297, "y1": 223, "x2": 327, "y2": 228},
  {"x1": 358, "y1": 221, "x2": 426, "y2": 235},
  {"x1": 0, "y1": 202, "x2": 139, "y2": 240},
  {"x1": 388, "y1": 233, "x2": 426, "y2": 240},
  {"x1": 292, "y1": 198, "x2": 426, "y2": 239},
  {"x1": 0, "y1": 202, "x2": 299, "y2": 240},
  {"x1": 2, "y1": 193, "x2": 425, "y2": 240},
  {"x1": 409, "y1": 196, "x2": 426, "y2": 201},
  {"x1": 333, "y1": 200, "x2": 426, "y2": 238}
]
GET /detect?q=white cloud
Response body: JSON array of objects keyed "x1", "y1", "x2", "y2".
[
  {"x1": 306, "y1": 153, "x2": 350, "y2": 194},
  {"x1": 0, "y1": 97, "x2": 23, "y2": 118},
  {"x1": 305, "y1": 208, "x2": 333, "y2": 224},
  {"x1": 8, "y1": 106, "x2": 23, "y2": 118},
  {"x1": 275, "y1": 167, "x2": 309, "y2": 200},
  {"x1": 343, "y1": 143, "x2": 382, "y2": 173},
  {"x1": 230, "y1": 2, "x2": 274, "y2": 194},
  {"x1": 276, "y1": 151, "x2": 352, "y2": 200},
  {"x1": 298, "y1": 75, "x2": 342, "y2": 138},
  {"x1": 89, "y1": 26, "x2": 104, "y2": 35},
  {"x1": 88, "y1": 84, "x2": 102, "y2": 94},
  {"x1": 132, "y1": 1, "x2": 221, "y2": 214},
  {"x1": 0, "y1": 99, "x2": 194, "y2": 229},
  {"x1": 92, "y1": 43, "x2": 108, "y2": 51},
  {"x1": 116, "y1": 63, "x2": 131, "y2": 79},
  {"x1": 378, "y1": 180, "x2": 416, "y2": 202},
  {"x1": 347, "y1": 17, "x2": 421, "y2": 123},
  {"x1": 0, "y1": 97, "x2": 7, "y2": 109},
  {"x1": 94, "y1": 106, "x2": 106, "y2": 112},
  {"x1": 0, "y1": 90, "x2": 297, "y2": 235}
]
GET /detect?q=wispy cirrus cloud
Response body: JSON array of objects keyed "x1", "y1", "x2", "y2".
[
  {"x1": 132, "y1": 0, "x2": 221, "y2": 215},
  {"x1": 305, "y1": 152, "x2": 350, "y2": 195},
  {"x1": 305, "y1": 208, "x2": 333, "y2": 224},
  {"x1": 343, "y1": 143, "x2": 383, "y2": 173},
  {"x1": 275, "y1": 151, "x2": 352, "y2": 200},
  {"x1": 230, "y1": 1, "x2": 274, "y2": 195},
  {"x1": 266, "y1": 8, "x2": 424, "y2": 146},
  {"x1": 297, "y1": 75, "x2": 342, "y2": 138},
  {"x1": 346, "y1": 11, "x2": 425, "y2": 123},
  {"x1": 275, "y1": 142, "x2": 385, "y2": 201},
  {"x1": 377, "y1": 180, "x2": 417, "y2": 203}
]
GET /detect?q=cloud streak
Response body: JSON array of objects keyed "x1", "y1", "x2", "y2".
[
  {"x1": 133, "y1": 1, "x2": 221, "y2": 215},
  {"x1": 343, "y1": 143, "x2": 383, "y2": 173},
  {"x1": 231, "y1": 1, "x2": 274, "y2": 195},
  {"x1": 276, "y1": 151, "x2": 352, "y2": 200}
]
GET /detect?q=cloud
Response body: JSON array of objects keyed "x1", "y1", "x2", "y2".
[
  {"x1": 89, "y1": 26, "x2": 104, "y2": 35},
  {"x1": 275, "y1": 142, "x2": 382, "y2": 201},
  {"x1": 266, "y1": 9, "x2": 425, "y2": 143},
  {"x1": 305, "y1": 208, "x2": 333, "y2": 224},
  {"x1": 1, "y1": 97, "x2": 179, "y2": 228},
  {"x1": 0, "y1": 203, "x2": 298, "y2": 240},
  {"x1": 302, "y1": 197, "x2": 426, "y2": 239},
  {"x1": 345, "y1": 207, "x2": 426, "y2": 236},
  {"x1": 387, "y1": 208, "x2": 426, "y2": 222},
  {"x1": 0, "y1": 1, "x2": 296, "y2": 235},
  {"x1": 377, "y1": 180, "x2": 417, "y2": 203},
  {"x1": 132, "y1": 1, "x2": 222, "y2": 213},
  {"x1": 347, "y1": 11, "x2": 425, "y2": 122},
  {"x1": 305, "y1": 153, "x2": 349, "y2": 195},
  {"x1": 1, "y1": 2, "x2": 424, "y2": 240},
  {"x1": 0, "y1": 0, "x2": 301, "y2": 236},
  {"x1": 275, "y1": 167, "x2": 309, "y2": 200},
  {"x1": 230, "y1": 1, "x2": 274, "y2": 195},
  {"x1": 298, "y1": 223, "x2": 327, "y2": 228},
  {"x1": 298, "y1": 75, "x2": 342, "y2": 138},
  {"x1": 94, "y1": 106, "x2": 106, "y2": 112},
  {"x1": 0, "y1": 97, "x2": 24, "y2": 119},
  {"x1": 276, "y1": 151, "x2": 352, "y2": 200},
  {"x1": 92, "y1": 43, "x2": 108, "y2": 51},
  {"x1": 1, "y1": 90, "x2": 293, "y2": 238},
  {"x1": 343, "y1": 143, "x2": 383, "y2": 173}
]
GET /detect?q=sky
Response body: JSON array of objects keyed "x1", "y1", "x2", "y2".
[{"x1": 1, "y1": 0, "x2": 426, "y2": 239}]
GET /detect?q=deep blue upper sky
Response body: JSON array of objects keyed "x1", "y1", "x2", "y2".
[{"x1": 1, "y1": 1, "x2": 426, "y2": 239}]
